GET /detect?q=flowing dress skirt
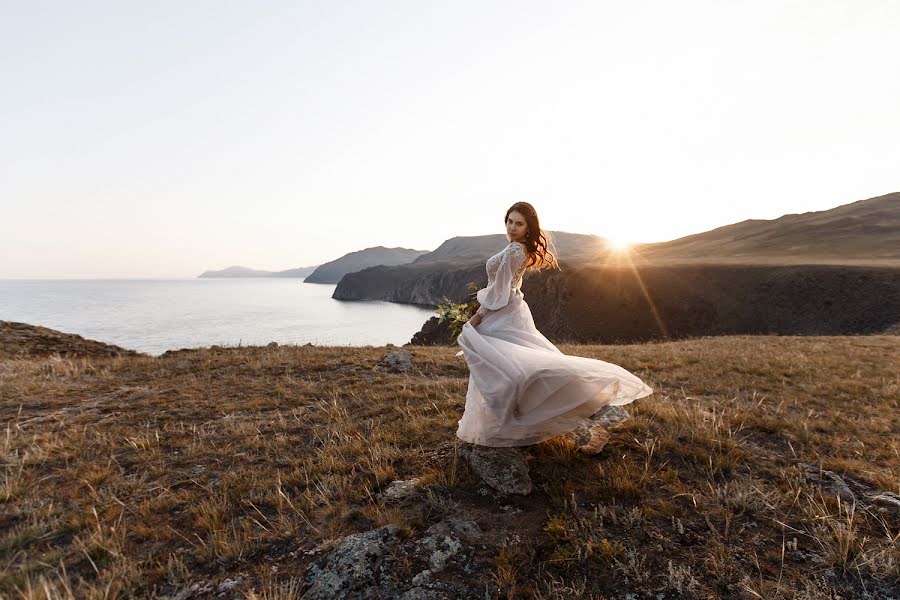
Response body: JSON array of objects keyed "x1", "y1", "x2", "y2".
[{"x1": 455, "y1": 290, "x2": 654, "y2": 447}]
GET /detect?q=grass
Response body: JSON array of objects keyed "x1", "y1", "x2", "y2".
[{"x1": 1, "y1": 335, "x2": 898, "y2": 598}]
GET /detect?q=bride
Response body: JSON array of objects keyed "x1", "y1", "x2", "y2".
[{"x1": 455, "y1": 202, "x2": 654, "y2": 447}]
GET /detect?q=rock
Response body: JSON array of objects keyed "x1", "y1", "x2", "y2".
[
  {"x1": 378, "y1": 350, "x2": 413, "y2": 373},
  {"x1": 566, "y1": 424, "x2": 611, "y2": 455},
  {"x1": 423, "y1": 518, "x2": 482, "y2": 541},
  {"x1": 871, "y1": 491, "x2": 900, "y2": 509},
  {"x1": 301, "y1": 525, "x2": 400, "y2": 600},
  {"x1": 301, "y1": 520, "x2": 479, "y2": 600},
  {"x1": 409, "y1": 316, "x2": 457, "y2": 346},
  {"x1": 380, "y1": 478, "x2": 422, "y2": 502},
  {"x1": 216, "y1": 576, "x2": 243, "y2": 594},
  {"x1": 397, "y1": 583, "x2": 459, "y2": 600},
  {"x1": 591, "y1": 405, "x2": 631, "y2": 428},
  {"x1": 267, "y1": 341, "x2": 279, "y2": 347},
  {"x1": 460, "y1": 445, "x2": 533, "y2": 495},
  {"x1": 797, "y1": 463, "x2": 856, "y2": 502}
]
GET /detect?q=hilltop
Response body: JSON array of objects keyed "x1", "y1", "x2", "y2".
[
  {"x1": 304, "y1": 246, "x2": 430, "y2": 284},
  {"x1": 1, "y1": 324, "x2": 898, "y2": 598},
  {"x1": 631, "y1": 191, "x2": 900, "y2": 266}
]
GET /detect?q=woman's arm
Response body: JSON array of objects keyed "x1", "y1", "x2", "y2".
[{"x1": 473, "y1": 243, "x2": 527, "y2": 320}]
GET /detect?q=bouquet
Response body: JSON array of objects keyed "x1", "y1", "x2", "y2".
[{"x1": 435, "y1": 282, "x2": 480, "y2": 341}]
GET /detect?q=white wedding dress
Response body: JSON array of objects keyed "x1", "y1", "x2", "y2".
[{"x1": 455, "y1": 241, "x2": 654, "y2": 447}]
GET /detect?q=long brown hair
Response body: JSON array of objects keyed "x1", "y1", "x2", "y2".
[{"x1": 505, "y1": 202, "x2": 559, "y2": 271}]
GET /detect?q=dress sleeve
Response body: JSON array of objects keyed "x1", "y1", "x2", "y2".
[{"x1": 476, "y1": 242, "x2": 526, "y2": 315}]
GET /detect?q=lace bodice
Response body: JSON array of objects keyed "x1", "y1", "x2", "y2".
[{"x1": 476, "y1": 242, "x2": 528, "y2": 315}]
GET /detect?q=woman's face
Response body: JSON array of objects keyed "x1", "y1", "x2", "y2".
[{"x1": 506, "y1": 210, "x2": 528, "y2": 242}]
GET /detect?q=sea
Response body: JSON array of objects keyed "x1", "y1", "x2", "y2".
[{"x1": 0, "y1": 278, "x2": 438, "y2": 356}]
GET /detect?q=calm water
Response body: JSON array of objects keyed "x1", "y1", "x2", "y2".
[{"x1": 0, "y1": 279, "x2": 437, "y2": 356}]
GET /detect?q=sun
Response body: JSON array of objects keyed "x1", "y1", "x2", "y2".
[{"x1": 606, "y1": 236, "x2": 633, "y2": 252}]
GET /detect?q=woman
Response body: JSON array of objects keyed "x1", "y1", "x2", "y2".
[{"x1": 455, "y1": 202, "x2": 654, "y2": 447}]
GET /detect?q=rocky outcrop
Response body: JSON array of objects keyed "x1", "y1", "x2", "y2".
[
  {"x1": 301, "y1": 519, "x2": 484, "y2": 600},
  {"x1": 409, "y1": 317, "x2": 458, "y2": 346},
  {"x1": 0, "y1": 321, "x2": 141, "y2": 359},
  {"x1": 459, "y1": 445, "x2": 533, "y2": 496},
  {"x1": 377, "y1": 350, "x2": 413, "y2": 373}
]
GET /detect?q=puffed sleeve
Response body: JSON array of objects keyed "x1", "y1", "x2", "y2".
[{"x1": 476, "y1": 242, "x2": 526, "y2": 314}]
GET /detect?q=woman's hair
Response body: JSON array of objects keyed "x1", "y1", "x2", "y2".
[{"x1": 505, "y1": 202, "x2": 559, "y2": 271}]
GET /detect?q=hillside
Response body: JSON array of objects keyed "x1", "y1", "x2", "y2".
[
  {"x1": 411, "y1": 231, "x2": 610, "y2": 266},
  {"x1": 304, "y1": 246, "x2": 430, "y2": 284},
  {"x1": 630, "y1": 191, "x2": 900, "y2": 265},
  {"x1": 1, "y1": 325, "x2": 898, "y2": 598}
]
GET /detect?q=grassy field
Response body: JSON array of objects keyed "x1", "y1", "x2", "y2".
[{"x1": 1, "y1": 335, "x2": 898, "y2": 598}]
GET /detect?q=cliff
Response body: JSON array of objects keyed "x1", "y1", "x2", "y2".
[{"x1": 408, "y1": 263, "x2": 900, "y2": 344}]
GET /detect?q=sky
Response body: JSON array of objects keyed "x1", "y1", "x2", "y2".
[{"x1": 1, "y1": 0, "x2": 898, "y2": 278}]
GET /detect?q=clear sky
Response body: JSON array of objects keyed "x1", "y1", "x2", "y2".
[{"x1": 2, "y1": 0, "x2": 898, "y2": 278}]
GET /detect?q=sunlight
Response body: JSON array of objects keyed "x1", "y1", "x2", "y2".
[{"x1": 606, "y1": 236, "x2": 633, "y2": 252}]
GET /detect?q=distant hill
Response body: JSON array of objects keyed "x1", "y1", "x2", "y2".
[
  {"x1": 304, "y1": 246, "x2": 430, "y2": 284},
  {"x1": 630, "y1": 191, "x2": 900, "y2": 265},
  {"x1": 411, "y1": 231, "x2": 612, "y2": 266},
  {"x1": 198, "y1": 265, "x2": 319, "y2": 278}
]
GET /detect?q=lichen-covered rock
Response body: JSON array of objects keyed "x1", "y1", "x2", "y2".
[
  {"x1": 460, "y1": 445, "x2": 532, "y2": 495},
  {"x1": 301, "y1": 519, "x2": 482, "y2": 600},
  {"x1": 380, "y1": 478, "x2": 422, "y2": 502},
  {"x1": 591, "y1": 405, "x2": 631, "y2": 428},
  {"x1": 378, "y1": 350, "x2": 413, "y2": 373},
  {"x1": 301, "y1": 525, "x2": 400, "y2": 599},
  {"x1": 566, "y1": 424, "x2": 611, "y2": 455}
]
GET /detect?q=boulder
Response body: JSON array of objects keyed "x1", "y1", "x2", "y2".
[
  {"x1": 301, "y1": 525, "x2": 399, "y2": 600},
  {"x1": 378, "y1": 350, "x2": 413, "y2": 373},
  {"x1": 460, "y1": 445, "x2": 532, "y2": 496},
  {"x1": 380, "y1": 478, "x2": 422, "y2": 502},
  {"x1": 591, "y1": 405, "x2": 631, "y2": 428}
]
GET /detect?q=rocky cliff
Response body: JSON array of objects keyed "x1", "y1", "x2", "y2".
[{"x1": 408, "y1": 264, "x2": 900, "y2": 344}]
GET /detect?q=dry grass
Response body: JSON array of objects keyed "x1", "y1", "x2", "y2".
[{"x1": 1, "y1": 335, "x2": 898, "y2": 598}]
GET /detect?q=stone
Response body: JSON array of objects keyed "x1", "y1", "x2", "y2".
[
  {"x1": 301, "y1": 525, "x2": 399, "y2": 600},
  {"x1": 567, "y1": 424, "x2": 611, "y2": 455},
  {"x1": 871, "y1": 491, "x2": 900, "y2": 509},
  {"x1": 378, "y1": 350, "x2": 413, "y2": 373},
  {"x1": 301, "y1": 520, "x2": 478, "y2": 600},
  {"x1": 380, "y1": 478, "x2": 422, "y2": 502},
  {"x1": 797, "y1": 463, "x2": 855, "y2": 502},
  {"x1": 461, "y1": 445, "x2": 532, "y2": 495},
  {"x1": 267, "y1": 341, "x2": 279, "y2": 347},
  {"x1": 216, "y1": 576, "x2": 244, "y2": 594},
  {"x1": 591, "y1": 405, "x2": 631, "y2": 428},
  {"x1": 423, "y1": 518, "x2": 481, "y2": 541}
]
